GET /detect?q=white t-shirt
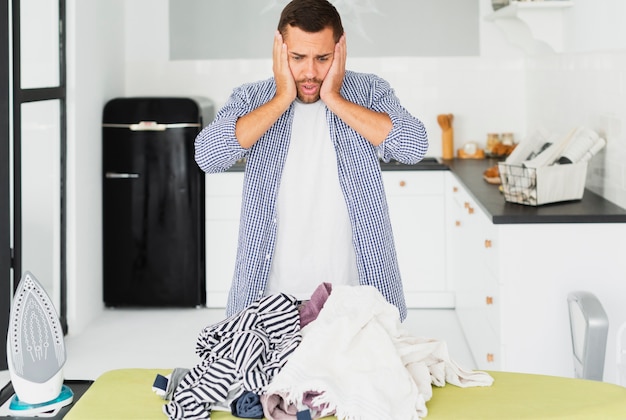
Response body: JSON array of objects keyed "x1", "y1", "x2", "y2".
[{"x1": 266, "y1": 99, "x2": 359, "y2": 299}]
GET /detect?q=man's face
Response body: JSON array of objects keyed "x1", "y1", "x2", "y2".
[{"x1": 283, "y1": 25, "x2": 335, "y2": 103}]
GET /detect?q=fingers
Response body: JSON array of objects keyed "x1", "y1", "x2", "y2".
[
  {"x1": 272, "y1": 31, "x2": 284, "y2": 73},
  {"x1": 321, "y1": 34, "x2": 347, "y2": 101},
  {"x1": 272, "y1": 31, "x2": 296, "y2": 102},
  {"x1": 336, "y1": 33, "x2": 347, "y2": 66},
  {"x1": 332, "y1": 34, "x2": 347, "y2": 78}
]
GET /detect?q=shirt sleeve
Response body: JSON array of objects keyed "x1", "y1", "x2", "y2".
[
  {"x1": 343, "y1": 72, "x2": 429, "y2": 164},
  {"x1": 194, "y1": 79, "x2": 276, "y2": 173}
]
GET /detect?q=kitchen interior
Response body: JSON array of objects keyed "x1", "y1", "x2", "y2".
[{"x1": 2, "y1": 0, "x2": 626, "y2": 409}]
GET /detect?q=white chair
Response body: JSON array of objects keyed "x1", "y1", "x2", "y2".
[
  {"x1": 617, "y1": 321, "x2": 626, "y2": 386},
  {"x1": 567, "y1": 291, "x2": 609, "y2": 381}
]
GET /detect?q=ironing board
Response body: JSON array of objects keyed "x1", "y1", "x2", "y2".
[{"x1": 64, "y1": 368, "x2": 626, "y2": 419}]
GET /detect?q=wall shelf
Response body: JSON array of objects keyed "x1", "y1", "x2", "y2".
[{"x1": 486, "y1": 1, "x2": 574, "y2": 54}]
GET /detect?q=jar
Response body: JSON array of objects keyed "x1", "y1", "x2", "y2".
[
  {"x1": 486, "y1": 133, "x2": 501, "y2": 154},
  {"x1": 501, "y1": 132, "x2": 514, "y2": 146}
]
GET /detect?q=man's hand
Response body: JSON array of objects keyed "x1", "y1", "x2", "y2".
[
  {"x1": 320, "y1": 34, "x2": 346, "y2": 103},
  {"x1": 234, "y1": 31, "x2": 295, "y2": 149},
  {"x1": 273, "y1": 31, "x2": 297, "y2": 103},
  {"x1": 320, "y1": 33, "x2": 392, "y2": 146}
]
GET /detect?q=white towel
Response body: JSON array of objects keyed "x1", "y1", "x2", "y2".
[{"x1": 265, "y1": 285, "x2": 493, "y2": 420}]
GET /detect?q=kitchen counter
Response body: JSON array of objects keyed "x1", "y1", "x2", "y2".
[
  {"x1": 225, "y1": 157, "x2": 626, "y2": 224},
  {"x1": 379, "y1": 157, "x2": 449, "y2": 171},
  {"x1": 443, "y1": 158, "x2": 626, "y2": 224},
  {"x1": 230, "y1": 156, "x2": 449, "y2": 171}
]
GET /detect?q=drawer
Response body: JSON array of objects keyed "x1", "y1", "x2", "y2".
[
  {"x1": 474, "y1": 211, "x2": 499, "y2": 282},
  {"x1": 471, "y1": 320, "x2": 501, "y2": 371},
  {"x1": 446, "y1": 176, "x2": 472, "y2": 210},
  {"x1": 484, "y1": 286, "x2": 501, "y2": 337},
  {"x1": 457, "y1": 308, "x2": 501, "y2": 371},
  {"x1": 383, "y1": 171, "x2": 444, "y2": 196}
]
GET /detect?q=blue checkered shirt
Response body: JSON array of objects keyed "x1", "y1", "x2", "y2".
[{"x1": 195, "y1": 70, "x2": 428, "y2": 321}]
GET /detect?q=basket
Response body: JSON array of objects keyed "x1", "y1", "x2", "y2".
[{"x1": 498, "y1": 161, "x2": 588, "y2": 206}]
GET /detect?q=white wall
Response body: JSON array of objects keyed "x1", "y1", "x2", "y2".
[
  {"x1": 121, "y1": 0, "x2": 626, "y2": 204},
  {"x1": 123, "y1": 0, "x2": 528, "y2": 158},
  {"x1": 65, "y1": 0, "x2": 126, "y2": 334},
  {"x1": 524, "y1": 0, "x2": 626, "y2": 209},
  {"x1": 63, "y1": 0, "x2": 626, "y2": 382}
]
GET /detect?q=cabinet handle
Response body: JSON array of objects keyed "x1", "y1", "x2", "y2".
[
  {"x1": 453, "y1": 186, "x2": 458, "y2": 193},
  {"x1": 487, "y1": 353, "x2": 495, "y2": 363},
  {"x1": 486, "y1": 296, "x2": 494, "y2": 305},
  {"x1": 464, "y1": 201, "x2": 470, "y2": 209},
  {"x1": 455, "y1": 220, "x2": 461, "y2": 227},
  {"x1": 467, "y1": 206, "x2": 474, "y2": 215},
  {"x1": 484, "y1": 239, "x2": 492, "y2": 248},
  {"x1": 105, "y1": 172, "x2": 139, "y2": 179},
  {"x1": 399, "y1": 180, "x2": 406, "y2": 187}
]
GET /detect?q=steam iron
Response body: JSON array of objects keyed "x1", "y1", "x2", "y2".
[{"x1": 5, "y1": 271, "x2": 73, "y2": 416}]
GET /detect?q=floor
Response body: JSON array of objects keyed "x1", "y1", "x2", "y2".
[{"x1": 1, "y1": 308, "x2": 476, "y2": 387}]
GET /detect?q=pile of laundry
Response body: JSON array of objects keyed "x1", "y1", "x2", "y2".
[{"x1": 153, "y1": 284, "x2": 494, "y2": 420}]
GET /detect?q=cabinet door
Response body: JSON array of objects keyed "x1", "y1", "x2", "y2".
[
  {"x1": 205, "y1": 172, "x2": 244, "y2": 307},
  {"x1": 446, "y1": 173, "x2": 501, "y2": 370},
  {"x1": 383, "y1": 171, "x2": 450, "y2": 307},
  {"x1": 206, "y1": 171, "x2": 450, "y2": 308}
]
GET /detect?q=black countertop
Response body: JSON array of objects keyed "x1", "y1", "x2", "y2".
[
  {"x1": 379, "y1": 157, "x2": 449, "y2": 171},
  {"x1": 231, "y1": 156, "x2": 449, "y2": 171},
  {"x1": 224, "y1": 157, "x2": 626, "y2": 224},
  {"x1": 442, "y1": 158, "x2": 626, "y2": 224}
]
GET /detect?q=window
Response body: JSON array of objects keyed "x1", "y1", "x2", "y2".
[{"x1": 0, "y1": 0, "x2": 67, "y2": 369}]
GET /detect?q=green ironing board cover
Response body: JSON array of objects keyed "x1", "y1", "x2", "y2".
[{"x1": 64, "y1": 368, "x2": 626, "y2": 419}]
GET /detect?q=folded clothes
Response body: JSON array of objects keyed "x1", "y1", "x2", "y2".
[{"x1": 231, "y1": 391, "x2": 264, "y2": 419}]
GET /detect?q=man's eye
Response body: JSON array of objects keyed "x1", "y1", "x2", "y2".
[
  {"x1": 318, "y1": 57, "x2": 329, "y2": 62},
  {"x1": 292, "y1": 56, "x2": 302, "y2": 61}
]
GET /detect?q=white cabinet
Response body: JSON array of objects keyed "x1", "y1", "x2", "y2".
[
  {"x1": 383, "y1": 171, "x2": 453, "y2": 308},
  {"x1": 205, "y1": 172, "x2": 244, "y2": 307},
  {"x1": 485, "y1": 0, "x2": 574, "y2": 54},
  {"x1": 446, "y1": 174, "x2": 501, "y2": 370},
  {"x1": 446, "y1": 172, "x2": 626, "y2": 381},
  {"x1": 205, "y1": 170, "x2": 452, "y2": 309}
]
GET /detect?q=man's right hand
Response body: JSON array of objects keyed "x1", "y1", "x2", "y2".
[
  {"x1": 273, "y1": 31, "x2": 297, "y2": 103},
  {"x1": 234, "y1": 31, "x2": 295, "y2": 149}
]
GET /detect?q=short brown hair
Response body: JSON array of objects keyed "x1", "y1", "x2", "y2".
[{"x1": 278, "y1": 0, "x2": 344, "y2": 43}]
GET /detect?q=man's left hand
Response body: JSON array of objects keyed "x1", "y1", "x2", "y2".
[{"x1": 320, "y1": 34, "x2": 346, "y2": 103}]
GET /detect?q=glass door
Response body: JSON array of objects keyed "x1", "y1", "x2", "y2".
[
  {"x1": 11, "y1": 0, "x2": 67, "y2": 326},
  {"x1": 0, "y1": 1, "x2": 10, "y2": 371},
  {"x1": 14, "y1": 0, "x2": 67, "y2": 326},
  {"x1": 0, "y1": 0, "x2": 66, "y2": 371}
]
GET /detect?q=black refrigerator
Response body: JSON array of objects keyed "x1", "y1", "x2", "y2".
[{"x1": 102, "y1": 97, "x2": 213, "y2": 307}]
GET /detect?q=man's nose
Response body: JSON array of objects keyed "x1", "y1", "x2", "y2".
[{"x1": 304, "y1": 59, "x2": 316, "y2": 79}]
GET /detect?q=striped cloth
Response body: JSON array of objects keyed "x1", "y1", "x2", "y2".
[
  {"x1": 195, "y1": 70, "x2": 429, "y2": 321},
  {"x1": 163, "y1": 293, "x2": 302, "y2": 420}
]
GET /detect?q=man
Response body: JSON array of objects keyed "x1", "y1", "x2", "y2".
[{"x1": 195, "y1": 0, "x2": 428, "y2": 321}]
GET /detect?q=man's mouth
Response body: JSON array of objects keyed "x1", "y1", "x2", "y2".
[{"x1": 299, "y1": 80, "x2": 320, "y2": 96}]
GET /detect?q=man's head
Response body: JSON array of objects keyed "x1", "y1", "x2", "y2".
[
  {"x1": 278, "y1": 0, "x2": 344, "y2": 43},
  {"x1": 278, "y1": 0, "x2": 344, "y2": 103}
]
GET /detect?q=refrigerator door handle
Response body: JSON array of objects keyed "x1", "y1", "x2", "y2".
[
  {"x1": 102, "y1": 122, "x2": 201, "y2": 131},
  {"x1": 105, "y1": 172, "x2": 140, "y2": 179}
]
